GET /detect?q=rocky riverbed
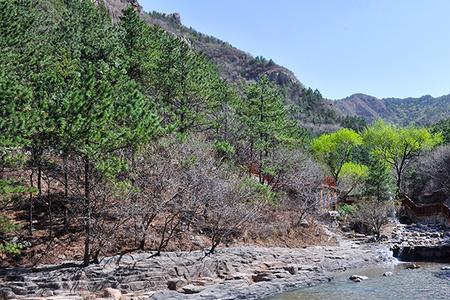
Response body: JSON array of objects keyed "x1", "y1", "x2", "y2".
[
  {"x1": 0, "y1": 237, "x2": 394, "y2": 300},
  {"x1": 390, "y1": 224, "x2": 450, "y2": 262}
]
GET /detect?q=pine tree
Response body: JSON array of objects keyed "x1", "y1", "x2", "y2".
[
  {"x1": 52, "y1": 0, "x2": 160, "y2": 265},
  {"x1": 118, "y1": 7, "x2": 160, "y2": 89},
  {"x1": 364, "y1": 158, "x2": 395, "y2": 202},
  {"x1": 0, "y1": 0, "x2": 60, "y2": 235},
  {"x1": 239, "y1": 75, "x2": 299, "y2": 182}
]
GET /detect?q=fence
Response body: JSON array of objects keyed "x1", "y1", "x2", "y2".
[{"x1": 402, "y1": 196, "x2": 450, "y2": 225}]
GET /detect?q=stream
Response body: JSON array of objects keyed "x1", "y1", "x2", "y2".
[{"x1": 268, "y1": 263, "x2": 450, "y2": 300}]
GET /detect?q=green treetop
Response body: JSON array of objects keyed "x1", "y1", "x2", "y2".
[
  {"x1": 363, "y1": 120, "x2": 442, "y2": 194},
  {"x1": 337, "y1": 162, "x2": 369, "y2": 200},
  {"x1": 312, "y1": 128, "x2": 363, "y2": 181}
]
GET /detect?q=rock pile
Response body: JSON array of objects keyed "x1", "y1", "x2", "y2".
[{"x1": 391, "y1": 224, "x2": 450, "y2": 248}]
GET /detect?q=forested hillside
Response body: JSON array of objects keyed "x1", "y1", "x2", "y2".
[
  {"x1": 1, "y1": 0, "x2": 448, "y2": 275},
  {"x1": 337, "y1": 93, "x2": 450, "y2": 126},
  {"x1": 1, "y1": 0, "x2": 329, "y2": 265},
  {"x1": 139, "y1": 10, "x2": 342, "y2": 128}
]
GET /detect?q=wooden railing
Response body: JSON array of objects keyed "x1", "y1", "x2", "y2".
[{"x1": 403, "y1": 196, "x2": 450, "y2": 224}]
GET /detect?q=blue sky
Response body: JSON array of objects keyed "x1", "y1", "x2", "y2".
[{"x1": 140, "y1": 0, "x2": 450, "y2": 100}]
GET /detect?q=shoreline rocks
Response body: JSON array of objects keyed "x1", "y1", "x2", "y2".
[
  {"x1": 0, "y1": 241, "x2": 395, "y2": 300},
  {"x1": 390, "y1": 224, "x2": 450, "y2": 263}
]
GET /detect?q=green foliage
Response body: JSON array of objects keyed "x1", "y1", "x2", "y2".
[
  {"x1": 432, "y1": 117, "x2": 450, "y2": 144},
  {"x1": 0, "y1": 216, "x2": 22, "y2": 256},
  {"x1": 0, "y1": 179, "x2": 36, "y2": 204},
  {"x1": 145, "y1": 27, "x2": 224, "y2": 133},
  {"x1": 340, "y1": 162, "x2": 368, "y2": 180},
  {"x1": 236, "y1": 75, "x2": 301, "y2": 182},
  {"x1": 363, "y1": 158, "x2": 396, "y2": 201},
  {"x1": 299, "y1": 87, "x2": 340, "y2": 124},
  {"x1": 337, "y1": 162, "x2": 368, "y2": 199},
  {"x1": 364, "y1": 121, "x2": 442, "y2": 159},
  {"x1": 363, "y1": 120, "x2": 442, "y2": 192},
  {"x1": 0, "y1": 0, "x2": 51, "y2": 149},
  {"x1": 95, "y1": 157, "x2": 129, "y2": 181},
  {"x1": 118, "y1": 7, "x2": 159, "y2": 88},
  {"x1": 214, "y1": 140, "x2": 235, "y2": 157},
  {"x1": 0, "y1": 216, "x2": 22, "y2": 234},
  {"x1": 337, "y1": 204, "x2": 355, "y2": 217},
  {"x1": 312, "y1": 128, "x2": 363, "y2": 180},
  {"x1": 240, "y1": 75, "x2": 299, "y2": 152},
  {"x1": 341, "y1": 116, "x2": 367, "y2": 133},
  {"x1": 242, "y1": 178, "x2": 278, "y2": 204},
  {"x1": 0, "y1": 241, "x2": 23, "y2": 256}
]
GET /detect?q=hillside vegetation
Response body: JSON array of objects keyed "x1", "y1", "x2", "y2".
[
  {"x1": 0, "y1": 0, "x2": 334, "y2": 266},
  {"x1": 1, "y1": 0, "x2": 448, "y2": 271},
  {"x1": 140, "y1": 10, "x2": 343, "y2": 128}
]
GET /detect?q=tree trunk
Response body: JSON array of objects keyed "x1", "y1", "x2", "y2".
[
  {"x1": 83, "y1": 158, "x2": 91, "y2": 266},
  {"x1": 28, "y1": 170, "x2": 34, "y2": 236},
  {"x1": 139, "y1": 229, "x2": 146, "y2": 251},
  {"x1": 63, "y1": 153, "x2": 69, "y2": 230},
  {"x1": 259, "y1": 149, "x2": 263, "y2": 184},
  {"x1": 48, "y1": 197, "x2": 53, "y2": 239},
  {"x1": 396, "y1": 170, "x2": 402, "y2": 197},
  {"x1": 37, "y1": 160, "x2": 42, "y2": 197}
]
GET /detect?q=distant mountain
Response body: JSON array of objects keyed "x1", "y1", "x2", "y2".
[{"x1": 336, "y1": 93, "x2": 450, "y2": 126}]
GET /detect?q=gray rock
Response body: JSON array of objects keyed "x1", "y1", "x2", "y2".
[
  {"x1": 382, "y1": 272, "x2": 393, "y2": 277},
  {"x1": 252, "y1": 272, "x2": 273, "y2": 282},
  {"x1": 406, "y1": 264, "x2": 421, "y2": 269},
  {"x1": 283, "y1": 265, "x2": 298, "y2": 275},
  {"x1": 181, "y1": 284, "x2": 203, "y2": 294},
  {"x1": 11, "y1": 286, "x2": 28, "y2": 296},
  {"x1": 167, "y1": 278, "x2": 187, "y2": 290},
  {"x1": 349, "y1": 275, "x2": 368, "y2": 282},
  {"x1": 151, "y1": 290, "x2": 185, "y2": 300},
  {"x1": 103, "y1": 288, "x2": 122, "y2": 300},
  {"x1": 0, "y1": 288, "x2": 16, "y2": 300},
  {"x1": 299, "y1": 219, "x2": 310, "y2": 228}
]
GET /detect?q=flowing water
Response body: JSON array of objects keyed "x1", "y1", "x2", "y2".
[{"x1": 269, "y1": 263, "x2": 450, "y2": 300}]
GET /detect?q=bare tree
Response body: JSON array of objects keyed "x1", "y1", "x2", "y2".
[
  {"x1": 124, "y1": 135, "x2": 223, "y2": 254},
  {"x1": 415, "y1": 145, "x2": 450, "y2": 198},
  {"x1": 200, "y1": 173, "x2": 267, "y2": 254},
  {"x1": 270, "y1": 149, "x2": 324, "y2": 226},
  {"x1": 351, "y1": 199, "x2": 393, "y2": 238}
]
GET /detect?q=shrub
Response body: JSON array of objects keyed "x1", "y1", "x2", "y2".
[
  {"x1": 0, "y1": 242, "x2": 23, "y2": 256},
  {"x1": 337, "y1": 204, "x2": 355, "y2": 218}
]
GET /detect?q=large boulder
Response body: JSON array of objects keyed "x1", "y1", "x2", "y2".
[
  {"x1": 167, "y1": 278, "x2": 187, "y2": 291},
  {"x1": 349, "y1": 275, "x2": 368, "y2": 282}
]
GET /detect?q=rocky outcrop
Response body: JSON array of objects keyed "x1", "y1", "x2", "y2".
[
  {"x1": 394, "y1": 245, "x2": 450, "y2": 263},
  {"x1": 391, "y1": 224, "x2": 450, "y2": 263},
  {"x1": 96, "y1": 0, "x2": 143, "y2": 21},
  {"x1": 0, "y1": 242, "x2": 394, "y2": 300}
]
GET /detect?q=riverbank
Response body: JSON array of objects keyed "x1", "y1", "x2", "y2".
[{"x1": 0, "y1": 236, "x2": 394, "y2": 300}]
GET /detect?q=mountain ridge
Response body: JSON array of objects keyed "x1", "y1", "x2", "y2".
[
  {"x1": 100, "y1": 0, "x2": 448, "y2": 127},
  {"x1": 139, "y1": 10, "x2": 342, "y2": 127},
  {"x1": 336, "y1": 92, "x2": 450, "y2": 126}
]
